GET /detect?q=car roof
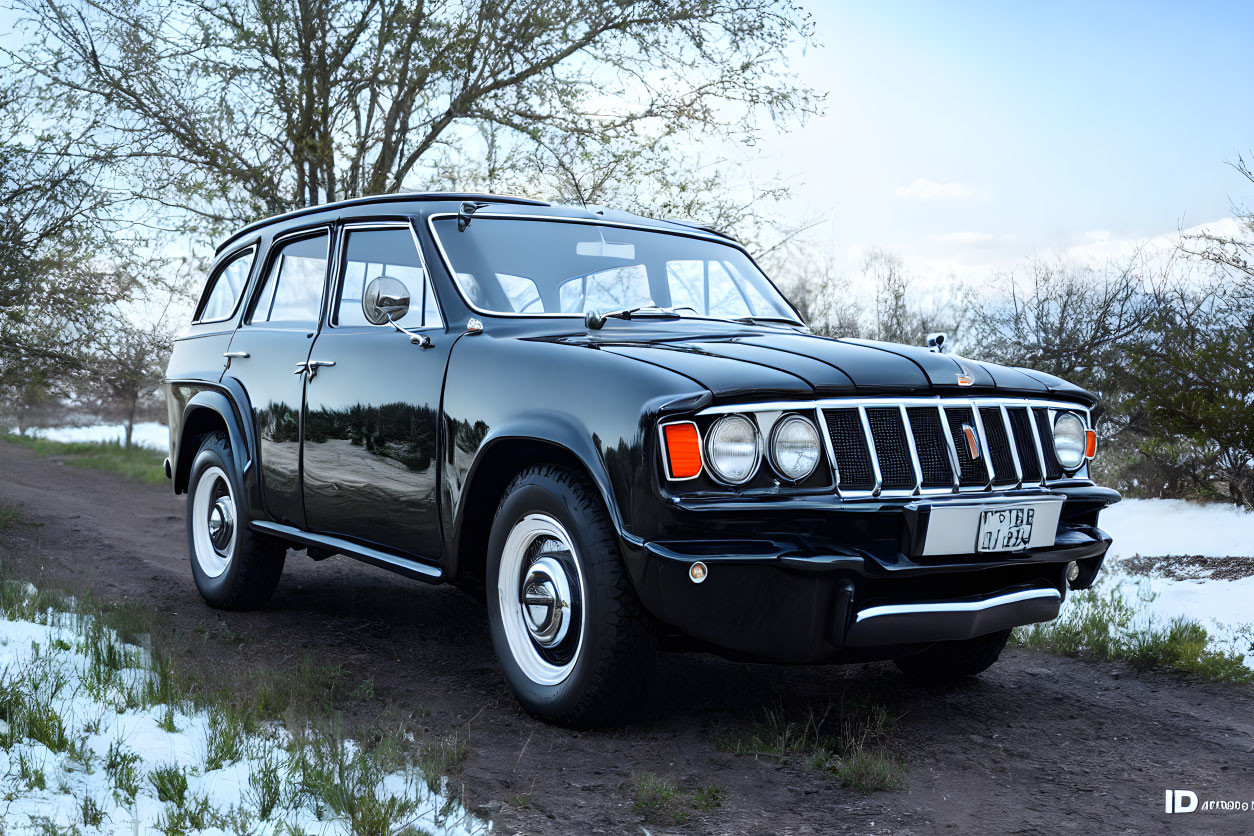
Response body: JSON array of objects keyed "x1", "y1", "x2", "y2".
[{"x1": 214, "y1": 191, "x2": 736, "y2": 256}]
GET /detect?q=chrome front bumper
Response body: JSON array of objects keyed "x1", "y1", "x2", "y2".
[{"x1": 843, "y1": 586, "x2": 1062, "y2": 647}]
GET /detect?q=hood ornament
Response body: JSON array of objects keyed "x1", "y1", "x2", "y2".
[{"x1": 956, "y1": 373, "x2": 974, "y2": 387}]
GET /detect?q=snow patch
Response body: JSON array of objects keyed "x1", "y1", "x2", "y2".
[
  {"x1": 0, "y1": 597, "x2": 487, "y2": 834},
  {"x1": 1091, "y1": 498, "x2": 1254, "y2": 666},
  {"x1": 14, "y1": 422, "x2": 171, "y2": 451}
]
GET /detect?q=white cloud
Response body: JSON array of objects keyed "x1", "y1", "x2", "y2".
[
  {"x1": 1059, "y1": 217, "x2": 1242, "y2": 265},
  {"x1": 929, "y1": 231, "x2": 1019, "y2": 247},
  {"x1": 894, "y1": 178, "x2": 988, "y2": 202}
]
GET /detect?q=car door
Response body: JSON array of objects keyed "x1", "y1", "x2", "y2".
[
  {"x1": 300, "y1": 221, "x2": 449, "y2": 560},
  {"x1": 222, "y1": 227, "x2": 331, "y2": 529}
]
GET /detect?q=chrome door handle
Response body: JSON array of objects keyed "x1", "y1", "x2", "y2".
[
  {"x1": 223, "y1": 351, "x2": 249, "y2": 368},
  {"x1": 304, "y1": 359, "x2": 335, "y2": 380}
]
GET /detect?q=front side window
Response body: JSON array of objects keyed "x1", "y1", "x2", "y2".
[
  {"x1": 251, "y1": 233, "x2": 329, "y2": 325},
  {"x1": 336, "y1": 228, "x2": 442, "y2": 328},
  {"x1": 431, "y1": 217, "x2": 800, "y2": 322},
  {"x1": 198, "y1": 248, "x2": 254, "y2": 322}
]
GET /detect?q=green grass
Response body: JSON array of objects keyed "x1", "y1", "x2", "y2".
[
  {"x1": 631, "y1": 774, "x2": 725, "y2": 825},
  {"x1": 3, "y1": 433, "x2": 166, "y2": 484},
  {"x1": 0, "y1": 505, "x2": 22, "y2": 530},
  {"x1": 715, "y1": 697, "x2": 906, "y2": 793},
  {"x1": 1012, "y1": 587, "x2": 1253, "y2": 683}
]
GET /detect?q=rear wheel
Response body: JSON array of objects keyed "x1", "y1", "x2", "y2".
[
  {"x1": 893, "y1": 629, "x2": 1011, "y2": 679},
  {"x1": 486, "y1": 465, "x2": 654, "y2": 727},
  {"x1": 186, "y1": 432, "x2": 285, "y2": 610}
]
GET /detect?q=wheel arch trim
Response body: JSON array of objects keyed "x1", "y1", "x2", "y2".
[
  {"x1": 448, "y1": 413, "x2": 634, "y2": 583},
  {"x1": 171, "y1": 386, "x2": 253, "y2": 495}
]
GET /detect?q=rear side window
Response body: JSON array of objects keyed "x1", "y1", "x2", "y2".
[
  {"x1": 336, "y1": 228, "x2": 443, "y2": 328},
  {"x1": 250, "y1": 233, "x2": 329, "y2": 326},
  {"x1": 198, "y1": 248, "x2": 254, "y2": 322}
]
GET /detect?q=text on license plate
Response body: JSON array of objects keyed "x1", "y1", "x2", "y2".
[{"x1": 977, "y1": 506, "x2": 1036, "y2": 552}]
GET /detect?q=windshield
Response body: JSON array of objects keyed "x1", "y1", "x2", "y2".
[{"x1": 431, "y1": 217, "x2": 801, "y2": 323}]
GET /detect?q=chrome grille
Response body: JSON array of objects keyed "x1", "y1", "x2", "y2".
[
  {"x1": 979, "y1": 406, "x2": 1018, "y2": 484},
  {"x1": 815, "y1": 397, "x2": 1089, "y2": 497},
  {"x1": 865, "y1": 407, "x2": 915, "y2": 490},
  {"x1": 823, "y1": 408, "x2": 874, "y2": 490},
  {"x1": 906, "y1": 407, "x2": 952, "y2": 488},
  {"x1": 1007, "y1": 407, "x2": 1042, "y2": 483},
  {"x1": 1033, "y1": 407, "x2": 1064, "y2": 480},
  {"x1": 943, "y1": 406, "x2": 988, "y2": 486}
]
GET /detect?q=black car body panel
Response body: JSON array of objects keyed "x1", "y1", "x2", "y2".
[{"x1": 166, "y1": 192, "x2": 1118, "y2": 665}]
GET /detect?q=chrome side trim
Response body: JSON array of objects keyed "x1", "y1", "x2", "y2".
[{"x1": 250, "y1": 521, "x2": 442, "y2": 580}]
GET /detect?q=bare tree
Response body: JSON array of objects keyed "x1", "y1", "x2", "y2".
[
  {"x1": 8, "y1": 0, "x2": 820, "y2": 240},
  {"x1": 1179, "y1": 153, "x2": 1254, "y2": 285},
  {"x1": 966, "y1": 257, "x2": 1158, "y2": 409},
  {"x1": 0, "y1": 75, "x2": 135, "y2": 389}
]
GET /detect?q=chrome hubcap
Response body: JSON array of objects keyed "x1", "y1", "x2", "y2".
[
  {"x1": 192, "y1": 466, "x2": 236, "y2": 579},
  {"x1": 208, "y1": 496, "x2": 235, "y2": 550},
  {"x1": 521, "y1": 555, "x2": 572, "y2": 647},
  {"x1": 496, "y1": 514, "x2": 586, "y2": 686}
]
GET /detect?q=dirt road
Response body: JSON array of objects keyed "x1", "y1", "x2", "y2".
[{"x1": 1, "y1": 439, "x2": 1251, "y2": 835}]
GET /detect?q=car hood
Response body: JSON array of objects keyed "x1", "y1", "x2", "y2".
[{"x1": 551, "y1": 323, "x2": 1095, "y2": 406}]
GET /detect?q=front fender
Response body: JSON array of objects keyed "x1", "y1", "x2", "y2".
[
  {"x1": 469, "y1": 410, "x2": 621, "y2": 531},
  {"x1": 438, "y1": 330, "x2": 706, "y2": 579},
  {"x1": 167, "y1": 385, "x2": 256, "y2": 508}
]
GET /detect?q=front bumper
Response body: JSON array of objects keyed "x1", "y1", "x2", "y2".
[{"x1": 625, "y1": 484, "x2": 1118, "y2": 663}]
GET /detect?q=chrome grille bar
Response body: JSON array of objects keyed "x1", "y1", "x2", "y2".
[
  {"x1": 700, "y1": 396, "x2": 1091, "y2": 500},
  {"x1": 899, "y1": 404, "x2": 923, "y2": 494},
  {"x1": 857, "y1": 405, "x2": 883, "y2": 496}
]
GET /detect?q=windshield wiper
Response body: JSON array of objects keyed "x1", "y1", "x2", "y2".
[
  {"x1": 732, "y1": 315, "x2": 803, "y2": 327},
  {"x1": 585, "y1": 306, "x2": 685, "y2": 330}
]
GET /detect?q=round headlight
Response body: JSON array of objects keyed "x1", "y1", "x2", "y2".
[
  {"x1": 770, "y1": 415, "x2": 821, "y2": 481},
  {"x1": 1052, "y1": 411, "x2": 1086, "y2": 471},
  {"x1": 705, "y1": 415, "x2": 760, "y2": 484}
]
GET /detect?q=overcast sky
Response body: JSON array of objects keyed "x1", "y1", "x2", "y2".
[
  {"x1": 2, "y1": 1, "x2": 1248, "y2": 281},
  {"x1": 748, "y1": 0, "x2": 1254, "y2": 276}
]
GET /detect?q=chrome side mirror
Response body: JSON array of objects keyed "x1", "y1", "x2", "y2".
[
  {"x1": 926, "y1": 332, "x2": 947, "y2": 354},
  {"x1": 363, "y1": 276, "x2": 410, "y2": 326},
  {"x1": 362, "y1": 275, "x2": 432, "y2": 348}
]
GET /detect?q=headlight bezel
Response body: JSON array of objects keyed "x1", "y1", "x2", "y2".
[
  {"x1": 704, "y1": 414, "x2": 762, "y2": 485},
  {"x1": 1051, "y1": 410, "x2": 1088, "y2": 473},
  {"x1": 768, "y1": 414, "x2": 822, "y2": 483}
]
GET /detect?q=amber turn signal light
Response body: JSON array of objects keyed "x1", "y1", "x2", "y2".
[
  {"x1": 1084, "y1": 429, "x2": 1097, "y2": 459},
  {"x1": 663, "y1": 422, "x2": 702, "y2": 479}
]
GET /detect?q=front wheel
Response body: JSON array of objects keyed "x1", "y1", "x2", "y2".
[
  {"x1": 893, "y1": 629, "x2": 1012, "y2": 679},
  {"x1": 186, "y1": 432, "x2": 285, "y2": 610},
  {"x1": 486, "y1": 465, "x2": 654, "y2": 727}
]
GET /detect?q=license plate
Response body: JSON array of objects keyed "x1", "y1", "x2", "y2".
[{"x1": 977, "y1": 505, "x2": 1037, "y2": 552}]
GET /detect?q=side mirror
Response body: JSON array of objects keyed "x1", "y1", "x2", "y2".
[
  {"x1": 363, "y1": 276, "x2": 410, "y2": 325},
  {"x1": 926, "y1": 332, "x2": 947, "y2": 354}
]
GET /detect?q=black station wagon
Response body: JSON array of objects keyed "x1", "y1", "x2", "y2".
[{"x1": 164, "y1": 192, "x2": 1119, "y2": 726}]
